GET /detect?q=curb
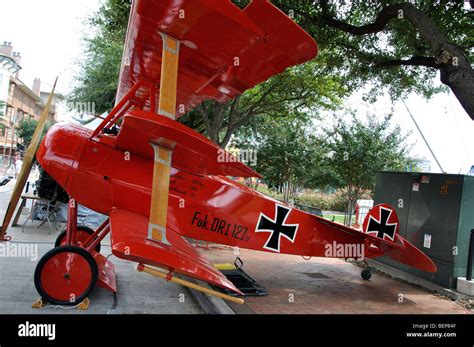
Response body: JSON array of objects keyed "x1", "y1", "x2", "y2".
[
  {"x1": 367, "y1": 259, "x2": 472, "y2": 301},
  {"x1": 186, "y1": 279, "x2": 236, "y2": 314}
]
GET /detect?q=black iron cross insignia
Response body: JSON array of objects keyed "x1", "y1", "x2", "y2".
[
  {"x1": 255, "y1": 205, "x2": 299, "y2": 252},
  {"x1": 365, "y1": 206, "x2": 397, "y2": 241}
]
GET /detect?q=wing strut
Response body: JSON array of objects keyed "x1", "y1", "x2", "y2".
[
  {"x1": 157, "y1": 33, "x2": 180, "y2": 118},
  {"x1": 148, "y1": 33, "x2": 180, "y2": 244}
]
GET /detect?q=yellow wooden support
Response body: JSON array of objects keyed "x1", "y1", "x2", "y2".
[
  {"x1": 148, "y1": 142, "x2": 174, "y2": 245},
  {"x1": 158, "y1": 32, "x2": 180, "y2": 119},
  {"x1": 31, "y1": 299, "x2": 47, "y2": 309},
  {"x1": 214, "y1": 263, "x2": 237, "y2": 271},
  {"x1": 31, "y1": 298, "x2": 89, "y2": 310},
  {"x1": 76, "y1": 298, "x2": 90, "y2": 310},
  {"x1": 138, "y1": 264, "x2": 245, "y2": 305},
  {"x1": 146, "y1": 33, "x2": 180, "y2": 244},
  {"x1": 1, "y1": 79, "x2": 57, "y2": 239}
]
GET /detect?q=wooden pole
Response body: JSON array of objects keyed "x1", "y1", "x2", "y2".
[
  {"x1": 1, "y1": 78, "x2": 57, "y2": 239},
  {"x1": 138, "y1": 264, "x2": 245, "y2": 305}
]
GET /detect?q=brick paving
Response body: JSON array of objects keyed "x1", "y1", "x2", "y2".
[{"x1": 202, "y1": 247, "x2": 472, "y2": 314}]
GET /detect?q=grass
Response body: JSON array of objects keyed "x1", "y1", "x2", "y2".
[{"x1": 322, "y1": 214, "x2": 356, "y2": 224}]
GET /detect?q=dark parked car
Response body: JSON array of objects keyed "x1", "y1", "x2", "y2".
[{"x1": 0, "y1": 175, "x2": 13, "y2": 186}]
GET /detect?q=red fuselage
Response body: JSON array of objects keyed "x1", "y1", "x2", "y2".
[{"x1": 37, "y1": 123, "x2": 369, "y2": 257}]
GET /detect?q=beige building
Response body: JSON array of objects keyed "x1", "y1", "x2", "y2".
[{"x1": 0, "y1": 41, "x2": 56, "y2": 169}]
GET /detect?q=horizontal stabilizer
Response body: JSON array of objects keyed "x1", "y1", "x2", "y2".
[
  {"x1": 386, "y1": 234, "x2": 437, "y2": 273},
  {"x1": 315, "y1": 206, "x2": 437, "y2": 273}
]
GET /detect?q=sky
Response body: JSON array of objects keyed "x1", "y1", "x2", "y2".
[
  {"x1": 0, "y1": 0, "x2": 472, "y2": 174},
  {"x1": 341, "y1": 86, "x2": 474, "y2": 174},
  {"x1": 0, "y1": 0, "x2": 101, "y2": 118}
]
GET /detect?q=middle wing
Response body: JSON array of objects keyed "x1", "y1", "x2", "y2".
[{"x1": 115, "y1": 110, "x2": 261, "y2": 177}]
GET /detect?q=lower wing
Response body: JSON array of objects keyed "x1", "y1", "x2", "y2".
[{"x1": 109, "y1": 208, "x2": 242, "y2": 294}]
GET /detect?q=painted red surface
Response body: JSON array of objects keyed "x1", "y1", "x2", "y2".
[
  {"x1": 34, "y1": 0, "x2": 435, "y2": 295},
  {"x1": 36, "y1": 119, "x2": 436, "y2": 292},
  {"x1": 40, "y1": 251, "x2": 93, "y2": 301},
  {"x1": 116, "y1": 0, "x2": 318, "y2": 116}
]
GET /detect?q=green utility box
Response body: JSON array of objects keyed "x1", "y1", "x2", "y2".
[{"x1": 374, "y1": 172, "x2": 474, "y2": 288}]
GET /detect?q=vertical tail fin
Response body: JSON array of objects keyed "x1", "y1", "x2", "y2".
[{"x1": 363, "y1": 204, "x2": 437, "y2": 273}]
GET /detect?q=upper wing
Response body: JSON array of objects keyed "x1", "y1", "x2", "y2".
[
  {"x1": 116, "y1": 0, "x2": 318, "y2": 115},
  {"x1": 109, "y1": 208, "x2": 242, "y2": 294}
]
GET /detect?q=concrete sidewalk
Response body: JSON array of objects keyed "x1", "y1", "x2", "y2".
[
  {"x1": 0, "y1": 233, "x2": 204, "y2": 314},
  {"x1": 202, "y1": 247, "x2": 473, "y2": 314},
  {"x1": 0, "y1": 179, "x2": 203, "y2": 314}
]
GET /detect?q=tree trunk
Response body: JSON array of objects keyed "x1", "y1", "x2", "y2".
[{"x1": 318, "y1": 1, "x2": 474, "y2": 120}]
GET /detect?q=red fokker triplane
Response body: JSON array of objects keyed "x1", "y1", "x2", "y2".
[{"x1": 1, "y1": 0, "x2": 436, "y2": 306}]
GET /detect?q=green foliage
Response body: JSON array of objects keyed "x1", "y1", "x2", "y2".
[
  {"x1": 296, "y1": 190, "x2": 347, "y2": 212},
  {"x1": 16, "y1": 118, "x2": 53, "y2": 149},
  {"x1": 237, "y1": 108, "x2": 414, "y2": 207},
  {"x1": 186, "y1": 57, "x2": 347, "y2": 147},
  {"x1": 236, "y1": 113, "x2": 330, "y2": 201},
  {"x1": 323, "y1": 114, "x2": 415, "y2": 191},
  {"x1": 255, "y1": 184, "x2": 283, "y2": 201},
  {"x1": 320, "y1": 113, "x2": 416, "y2": 222},
  {"x1": 277, "y1": 0, "x2": 473, "y2": 102},
  {"x1": 68, "y1": 0, "x2": 132, "y2": 114}
]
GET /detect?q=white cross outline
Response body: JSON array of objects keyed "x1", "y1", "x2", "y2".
[
  {"x1": 255, "y1": 204, "x2": 299, "y2": 253},
  {"x1": 364, "y1": 206, "x2": 398, "y2": 241}
]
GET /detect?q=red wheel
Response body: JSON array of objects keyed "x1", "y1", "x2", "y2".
[
  {"x1": 34, "y1": 245, "x2": 98, "y2": 305},
  {"x1": 55, "y1": 225, "x2": 101, "y2": 252}
]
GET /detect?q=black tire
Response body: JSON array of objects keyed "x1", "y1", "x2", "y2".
[
  {"x1": 55, "y1": 225, "x2": 101, "y2": 252},
  {"x1": 34, "y1": 245, "x2": 98, "y2": 305},
  {"x1": 361, "y1": 268, "x2": 372, "y2": 281}
]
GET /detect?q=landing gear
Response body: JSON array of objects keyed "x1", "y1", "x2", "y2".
[
  {"x1": 33, "y1": 199, "x2": 116, "y2": 307},
  {"x1": 55, "y1": 225, "x2": 101, "y2": 252},
  {"x1": 34, "y1": 245, "x2": 98, "y2": 305},
  {"x1": 361, "y1": 267, "x2": 372, "y2": 281}
]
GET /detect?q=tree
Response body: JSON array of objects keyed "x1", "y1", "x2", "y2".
[
  {"x1": 187, "y1": 57, "x2": 346, "y2": 147},
  {"x1": 16, "y1": 118, "x2": 53, "y2": 151},
  {"x1": 68, "y1": 0, "x2": 131, "y2": 114},
  {"x1": 235, "y1": 113, "x2": 329, "y2": 202},
  {"x1": 69, "y1": 0, "x2": 347, "y2": 143},
  {"x1": 322, "y1": 114, "x2": 416, "y2": 225},
  {"x1": 278, "y1": 0, "x2": 474, "y2": 119}
]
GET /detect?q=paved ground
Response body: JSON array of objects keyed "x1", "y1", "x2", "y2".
[
  {"x1": 0, "y1": 179, "x2": 203, "y2": 314},
  {"x1": 202, "y1": 247, "x2": 473, "y2": 314},
  {"x1": 2, "y1": 178, "x2": 472, "y2": 315}
]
